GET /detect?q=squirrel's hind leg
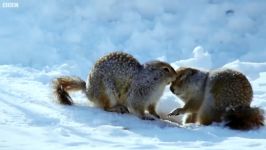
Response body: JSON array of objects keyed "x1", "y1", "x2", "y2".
[{"x1": 102, "y1": 78, "x2": 120, "y2": 106}]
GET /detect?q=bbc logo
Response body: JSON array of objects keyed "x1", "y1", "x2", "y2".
[{"x1": 2, "y1": 2, "x2": 19, "y2": 8}]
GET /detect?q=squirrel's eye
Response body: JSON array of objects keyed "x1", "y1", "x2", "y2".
[{"x1": 163, "y1": 67, "x2": 170, "y2": 72}]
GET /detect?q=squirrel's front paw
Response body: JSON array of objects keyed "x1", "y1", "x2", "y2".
[
  {"x1": 168, "y1": 108, "x2": 183, "y2": 116},
  {"x1": 141, "y1": 114, "x2": 157, "y2": 121}
]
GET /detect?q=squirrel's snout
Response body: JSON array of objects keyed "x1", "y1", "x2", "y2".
[{"x1": 170, "y1": 86, "x2": 174, "y2": 93}]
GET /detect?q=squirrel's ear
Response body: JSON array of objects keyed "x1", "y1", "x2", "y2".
[{"x1": 177, "y1": 68, "x2": 197, "y2": 81}]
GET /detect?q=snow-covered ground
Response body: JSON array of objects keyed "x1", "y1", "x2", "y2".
[
  {"x1": 1, "y1": 0, "x2": 266, "y2": 149},
  {"x1": 1, "y1": 52, "x2": 266, "y2": 149}
]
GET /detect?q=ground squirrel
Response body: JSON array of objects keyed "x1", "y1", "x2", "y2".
[
  {"x1": 52, "y1": 51, "x2": 177, "y2": 120},
  {"x1": 168, "y1": 67, "x2": 264, "y2": 130}
]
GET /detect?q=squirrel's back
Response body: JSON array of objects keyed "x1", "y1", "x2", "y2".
[
  {"x1": 92, "y1": 52, "x2": 141, "y2": 78},
  {"x1": 208, "y1": 69, "x2": 253, "y2": 111}
]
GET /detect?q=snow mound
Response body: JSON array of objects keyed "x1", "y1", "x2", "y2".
[
  {"x1": 223, "y1": 60, "x2": 266, "y2": 80},
  {"x1": 1, "y1": 0, "x2": 266, "y2": 69},
  {"x1": 171, "y1": 46, "x2": 212, "y2": 69}
]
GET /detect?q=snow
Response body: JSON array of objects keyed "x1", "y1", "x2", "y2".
[
  {"x1": 1, "y1": 0, "x2": 266, "y2": 75},
  {"x1": 1, "y1": 56, "x2": 266, "y2": 149},
  {"x1": 223, "y1": 60, "x2": 266, "y2": 80},
  {"x1": 171, "y1": 46, "x2": 212, "y2": 69},
  {"x1": 1, "y1": 0, "x2": 266, "y2": 149}
]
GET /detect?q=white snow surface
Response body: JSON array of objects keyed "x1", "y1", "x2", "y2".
[
  {"x1": 1, "y1": 55, "x2": 266, "y2": 149},
  {"x1": 1, "y1": 0, "x2": 266, "y2": 149}
]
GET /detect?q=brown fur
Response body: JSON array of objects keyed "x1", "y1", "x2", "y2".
[
  {"x1": 223, "y1": 106, "x2": 264, "y2": 130},
  {"x1": 185, "y1": 113, "x2": 197, "y2": 123},
  {"x1": 52, "y1": 76, "x2": 86, "y2": 105},
  {"x1": 148, "y1": 104, "x2": 160, "y2": 119},
  {"x1": 169, "y1": 67, "x2": 265, "y2": 130}
]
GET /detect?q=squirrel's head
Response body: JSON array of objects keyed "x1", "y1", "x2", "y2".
[
  {"x1": 143, "y1": 61, "x2": 177, "y2": 84},
  {"x1": 170, "y1": 67, "x2": 207, "y2": 98}
]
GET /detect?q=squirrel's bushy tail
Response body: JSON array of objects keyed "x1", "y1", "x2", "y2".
[
  {"x1": 223, "y1": 106, "x2": 264, "y2": 130},
  {"x1": 52, "y1": 76, "x2": 86, "y2": 105}
]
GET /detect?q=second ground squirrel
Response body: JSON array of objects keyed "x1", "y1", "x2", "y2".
[
  {"x1": 52, "y1": 51, "x2": 177, "y2": 120},
  {"x1": 168, "y1": 67, "x2": 264, "y2": 130}
]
